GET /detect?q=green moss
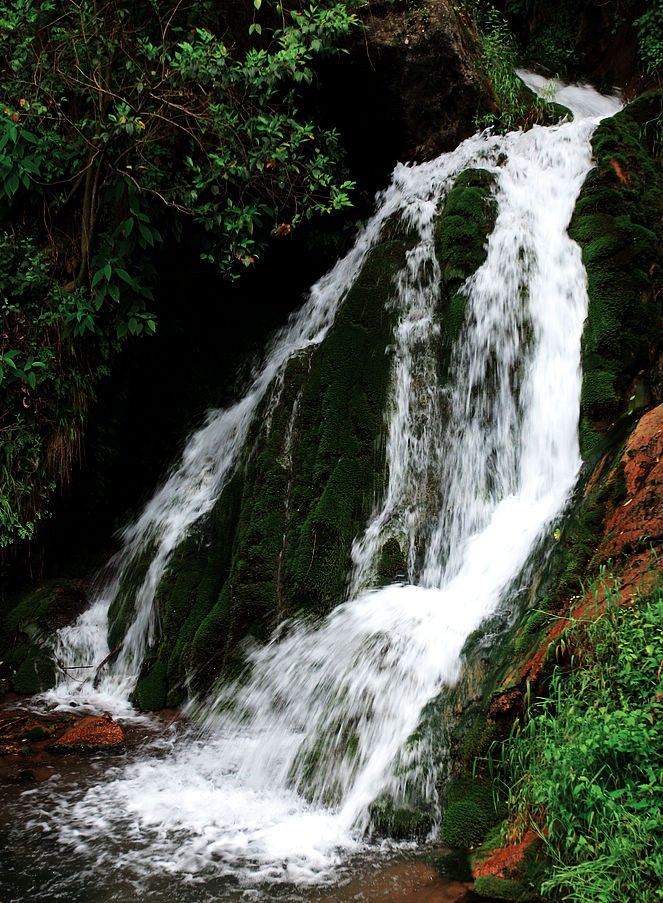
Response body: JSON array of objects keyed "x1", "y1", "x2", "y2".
[
  {"x1": 434, "y1": 169, "x2": 498, "y2": 378},
  {"x1": 12, "y1": 646, "x2": 55, "y2": 694},
  {"x1": 369, "y1": 797, "x2": 434, "y2": 840},
  {"x1": 441, "y1": 799, "x2": 493, "y2": 848},
  {"x1": 473, "y1": 875, "x2": 537, "y2": 902},
  {"x1": 570, "y1": 91, "x2": 663, "y2": 457},
  {"x1": 132, "y1": 657, "x2": 168, "y2": 711},
  {"x1": 441, "y1": 779, "x2": 504, "y2": 849}
]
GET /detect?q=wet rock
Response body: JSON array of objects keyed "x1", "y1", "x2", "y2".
[
  {"x1": 51, "y1": 712, "x2": 124, "y2": 752},
  {"x1": 487, "y1": 687, "x2": 522, "y2": 720},
  {"x1": 316, "y1": 0, "x2": 490, "y2": 196},
  {"x1": 600, "y1": 404, "x2": 663, "y2": 557}
]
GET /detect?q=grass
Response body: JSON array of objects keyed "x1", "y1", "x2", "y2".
[{"x1": 495, "y1": 564, "x2": 663, "y2": 901}]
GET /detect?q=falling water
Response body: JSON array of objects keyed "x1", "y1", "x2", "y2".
[{"x1": 16, "y1": 76, "x2": 621, "y2": 898}]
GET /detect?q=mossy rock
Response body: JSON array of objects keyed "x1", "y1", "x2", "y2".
[
  {"x1": 570, "y1": 90, "x2": 663, "y2": 457},
  {"x1": 473, "y1": 875, "x2": 538, "y2": 902},
  {"x1": 132, "y1": 657, "x2": 168, "y2": 711},
  {"x1": 369, "y1": 797, "x2": 434, "y2": 840},
  {"x1": 132, "y1": 469, "x2": 244, "y2": 706},
  {"x1": 1, "y1": 578, "x2": 88, "y2": 695},
  {"x1": 518, "y1": 81, "x2": 573, "y2": 128},
  {"x1": 376, "y1": 537, "x2": 407, "y2": 585},
  {"x1": 11, "y1": 646, "x2": 56, "y2": 695},
  {"x1": 128, "y1": 224, "x2": 417, "y2": 705},
  {"x1": 434, "y1": 168, "x2": 498, "y2": 379},
  {"x1": 441, "y1": 778, "x2": 504, "y2": 849},
  {"x1": 441, "y1": 799, "x2": 493, "y2": 848}
]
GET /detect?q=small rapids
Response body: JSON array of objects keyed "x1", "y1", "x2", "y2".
[{"x1": 4, "y1": 76, "x2": 621, "y2": 900}]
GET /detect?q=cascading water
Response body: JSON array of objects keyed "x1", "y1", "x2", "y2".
[{"x1": 7, "y1": 76, "x2": 621, "y2": 900}]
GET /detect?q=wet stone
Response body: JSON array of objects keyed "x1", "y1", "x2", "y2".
[{"x1": 51, "y1": 712, "x2": 125, "y2": 752}]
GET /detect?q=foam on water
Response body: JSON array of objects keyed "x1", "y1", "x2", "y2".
[{"x1": 21, "y1": 76, "x2": 621, "y2": 895}]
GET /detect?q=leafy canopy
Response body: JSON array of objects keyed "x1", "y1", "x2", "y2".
[{"x1": 0, "y1": 0, "x2": 359, "y2": 550}]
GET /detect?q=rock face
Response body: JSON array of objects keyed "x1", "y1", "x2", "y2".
[
  {"x1": 569, "y1": 91, "x2": 663, "y2": 457},
  {"x1": 1, "y1": 578, "x2": 89, "y2": 695},
  {"x1": 317, "y1": 0, "x2": 489, "y2": 193},
  {"x1": 360, "y1": 0, "x2": 486, "y2": 162},
  {"x1": 600, "y1": 404, "x2": 663, "y2": 558},
  {"x1": 51, "y1": 713, "x2": 124, "y2": 751}
]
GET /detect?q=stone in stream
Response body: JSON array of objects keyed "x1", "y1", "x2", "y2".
[{"x1": 51, "y1": 712, "x2": 124, "y2": 751}]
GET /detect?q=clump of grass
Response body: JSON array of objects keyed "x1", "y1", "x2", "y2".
[
  {"x1": 454, "y1": 1, "x2": 562, "y2": 132},
  {"x1": 498, "y1": 564, "x2": 663, "y2": 902}
]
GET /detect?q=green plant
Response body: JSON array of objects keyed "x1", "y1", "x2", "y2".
[
  {"x1": 635, "y1": 1, "x2": 663, "y2": 75},
  {"x1": 0, "y1": 0, "x2": 362, "y2": 552},
  {"x1": 499, "y1": 566, "x2": 663, "y2": 902}
]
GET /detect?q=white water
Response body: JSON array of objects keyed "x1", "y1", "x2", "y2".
[{"x1": 30, "y1": 77, "x2": 620, "y2": 892}]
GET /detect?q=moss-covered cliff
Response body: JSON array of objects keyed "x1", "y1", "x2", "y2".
[{"x1": 570, "y1": 90, "x2": 663, "y2": 458}]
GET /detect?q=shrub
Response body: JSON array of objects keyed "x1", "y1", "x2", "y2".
[{"x1": 500, "y1": 565, "x2": 663, "y2": 902}]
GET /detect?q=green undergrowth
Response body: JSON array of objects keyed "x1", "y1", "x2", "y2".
[
  {"x1": 503, "y1": 0, "x2": 585, "y2": 79},
  {"x1": 570, "y1": 91, "x2": 663, "y2": 458},
  {"x1": 498, "y1": 566, "x2": 663, "y2": 902},
  {"x1": 455, "y1": 4, "x2": 572, "y2": 131}
]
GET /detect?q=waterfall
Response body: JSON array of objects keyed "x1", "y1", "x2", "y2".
[{"x1": 29, "y1": 76, "x2": 620, "y2": 892}]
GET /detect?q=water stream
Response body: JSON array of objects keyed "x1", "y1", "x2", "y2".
[{"x1": 3, "y1": 76, "x2": 621, "y2": 901}]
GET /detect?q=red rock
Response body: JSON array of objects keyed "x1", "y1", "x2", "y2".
[
  {"x1": 487, "y1": 687, "x2": 523, "y2": 719},
  {"x1": 601, "y1": 404, "x2": 663, "y2": 559},
  {"x1": 473, "y1": 829, "x2": 540, "y2": 880},
  {"x1": 51, "y1": 712, "x2": 124, "y2": 751}
]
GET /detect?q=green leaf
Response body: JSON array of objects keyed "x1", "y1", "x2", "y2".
[
  {"x1": 115, "y1": 268, "x2": 137, "y2": 288},
  {"x1": 91, "y1": 268, "x2": 106, "y2": 288}
]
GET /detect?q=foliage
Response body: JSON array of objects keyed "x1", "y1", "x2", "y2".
[
  {"x1": 475, "y1": 6, "x2": 528, "y2": 132},
  {"x1": 501, "y1": 0, "x2": 663, "y2": 79},
  {"x1": 634, "y1": 1, "x2": 663, "y2": 75},
  {"x1": 499, "y1": 567, "x2": 663, "y2": 902},
  {"x1": 0, "y1": 0, "x2": 360, "y2": 551},
  {"x1": 452, "y1": 2, "x2": 564, "y2": 132}
]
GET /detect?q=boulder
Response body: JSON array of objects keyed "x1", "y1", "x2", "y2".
[{"x1": 51, "y1": 712, "x2": 124, "y2": 751}]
